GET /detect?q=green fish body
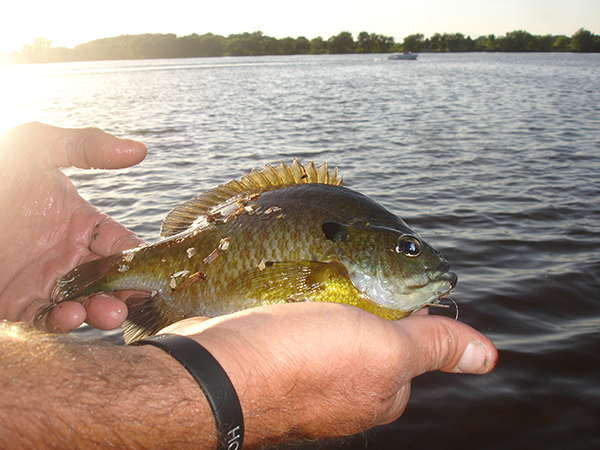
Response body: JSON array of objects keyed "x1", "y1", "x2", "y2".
[{"x1": 51, "y1": 159, "x2": 457, "y2": 343}]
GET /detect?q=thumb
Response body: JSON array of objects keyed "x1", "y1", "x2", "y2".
[
  {"x1": 4, "y1": 122, "x2": 147, "y2": 171},
  {"x1": 57, "y1": 125, "x2": 147, "y2": 170},
  {"x1": 397, "y1": 315, "x2": 498, "y2": 376}
]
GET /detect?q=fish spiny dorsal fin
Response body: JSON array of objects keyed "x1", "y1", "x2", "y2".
[{"x1": 159, "y1": 159, "x2": 343, "y2": 238}]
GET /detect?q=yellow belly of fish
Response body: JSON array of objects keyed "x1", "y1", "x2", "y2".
[{"x1": 223, "y1": 259, "x2": 410, "y2": 321}]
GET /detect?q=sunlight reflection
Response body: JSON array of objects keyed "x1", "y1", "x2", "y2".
[{"x1": 0, "y1": 64, "x2": 46, "y2": 132}]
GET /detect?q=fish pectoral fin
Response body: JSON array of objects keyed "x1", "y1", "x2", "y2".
[{"x1": 227, "y1": 260, "x2": 349, "y2": 303}]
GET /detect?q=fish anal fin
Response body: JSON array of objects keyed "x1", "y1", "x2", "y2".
[{"x1": 122, "y1": 293, "x2": 175, "y2": 344}]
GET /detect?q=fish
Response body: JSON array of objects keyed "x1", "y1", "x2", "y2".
[{"x1": 49, "y1": 159, "x2": 457, "y2": 343}]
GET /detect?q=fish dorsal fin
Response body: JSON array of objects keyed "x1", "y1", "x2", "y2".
[{"x1": 160, "y1": 159, "x2": 343, "y2": 238}]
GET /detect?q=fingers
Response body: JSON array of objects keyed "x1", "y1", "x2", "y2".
[
  {"x1": 88, "y1": 215, "x2": 145, "y2": 257},
  {"x1": 396, "y1": 314, "x2": 498, "y2": 376},
  {"x1": 37, "y1": 301, "x2": 87, "y2": 333},
  {"x1": 32, "y1": 295, "x2": 128, "y2": 333},
  {"x1": 81, "y1": 294, "x2": 129, "y2": 330}
]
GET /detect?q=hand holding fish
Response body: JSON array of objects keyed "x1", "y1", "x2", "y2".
[
  {"x1": 0, "y1": 122, "x2": 147, "y2": 331},
  {"x1": 159, "y1": 302, "x2": 497, "y2": 447}
]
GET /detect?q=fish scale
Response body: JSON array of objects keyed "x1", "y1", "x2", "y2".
[{"x1": 47, "y1": 159, "x2": 457, "y2": 343}]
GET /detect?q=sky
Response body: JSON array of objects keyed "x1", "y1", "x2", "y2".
[{"x1": 1, "y1": 0, "x2": 599, "y2": 54}]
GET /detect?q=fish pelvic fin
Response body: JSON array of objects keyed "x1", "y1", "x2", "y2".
[{"x1": 160, "y1": 159, "x2": 343, "y2": 238}]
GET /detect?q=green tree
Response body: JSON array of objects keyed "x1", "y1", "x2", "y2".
[
  {"x1": 357, "y1": 31, "x2": 373, "y2": 52},
  {"x1": 128, "y1": 35, "x2": 154, "y2": 59},
  {"x1": 21, "y1": 37, "x2": 52, "y2": 63},
  {"x1": 179, "y1": 33, "x2": 226, "y2": 57},
  {"x1": 44, "y1": 46, "x2": 73, "y2": 62},
  {"x1": 262, "y1": 36, "x2": 282, "y2": 55},
  {"x1": 379, "y1": 34, "x2": 395, "y2": 53},
  {"x1": 445, "y1": 33, "x2": 468, "y2": 51},
  {"x1": 309, "y1": 37, "x2": 327, "y2": 54},
  {"x1": 327, "y1": 31, "x2": 355, "y2": 54},
  {"x1": 225, "y1": 31, "x2": 266, "y2": 56},
  {"x1": 426, "y1": 33, "x2": 473, "y2": 52},
  {"x1": 295, "y1": 36, "x2": 311, "y2": 54},
  {"x1": 553, "y1": 36, "x2": 570, "y2": 52},
  {"x1": 278, "y1": 37, "x2": 296, "y2": 54},
  {"x1": 429, "y1": 33, "x2": 443, "y2": 51},
  {"x1": 570, "y1": 28, "x2": 596, "y2": 52},
  {"x1": 499, "y1": 30, "x2": 537, "y2": 52},
  {"x1": 129, "y1": 34, "x2": 180, "y2": 59},
  {"x1": 473, "y1": 36, "x2": 490, "y2": 51},
  {"x1": 199, "y1": 33, "x2": 227, "y2": 57},
  {"x1": 7, "y1": 27, "x2": 600, "y2": 65},
  {"x1": 485, "y1": 34, "x2": 498, "y2": 51},
  {"x1": 357, "y1": 32, "x2": 394, "y2": 53},
  {"x1": 402, "y1": 33, "x2": 425, "y2": 52},
  {"x1": 535, "y1": 35, "x2": 556, "y2": 52}
]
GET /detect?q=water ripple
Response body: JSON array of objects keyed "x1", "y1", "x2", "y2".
[{"x1": 7, "y1": 52, "x2": 600, "y2": 450}]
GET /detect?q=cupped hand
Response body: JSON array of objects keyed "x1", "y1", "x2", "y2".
[
  {"x1": 0, "y1": 122, "x2": 147, "y2": 332},
  {"x1": 162, "y1": 302, "x2": 498, "y2": 448}
]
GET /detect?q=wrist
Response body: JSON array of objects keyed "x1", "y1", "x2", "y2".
[
  {"x1": 189, "y1": 332, "x2": 315, "y2": 448},
  {"x1": 133, "y1": 344, "x2": 220, "y2": 449},
  {"x1": 135, "y1": 335, "x2": 243, "y2": 450}
]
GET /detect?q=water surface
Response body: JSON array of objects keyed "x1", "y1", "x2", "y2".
[{"x1": 2, "y1": 52, "x2": 599, "y2": 449}]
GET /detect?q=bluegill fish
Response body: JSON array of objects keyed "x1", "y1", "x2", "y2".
[{"x1": 50, "y1": 159, "x2": 457, "y2": 343}]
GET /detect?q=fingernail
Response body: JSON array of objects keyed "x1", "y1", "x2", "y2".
[{"x1": 455, "y1": 341, "x2": 488, "y2": 373}]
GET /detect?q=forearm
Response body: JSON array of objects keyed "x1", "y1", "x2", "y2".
[
  {"x1": 0, "y1": 321, "x2": 337, "y2": 450},
  {"x1": 0, "y1": 322, "x2": 217, "y2": 450}
]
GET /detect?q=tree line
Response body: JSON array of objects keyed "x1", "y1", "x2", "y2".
[
  {"x1": 402, "y1": 28, "x2": 599, "y2": 53},
  {"x1": 2, "y1": 28, "x2": 598, "y2": 64}
]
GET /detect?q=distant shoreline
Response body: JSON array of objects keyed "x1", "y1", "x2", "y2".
[{"x1": 2, "y1": 28, "x2": 598, "y2": 65}]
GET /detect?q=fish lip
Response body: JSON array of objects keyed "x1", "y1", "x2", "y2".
[
  {"x1": 430, "y1": 262, "x2": 457, "y2": 287},
  {"x1": 444, "y1": 271, "x2": 458, "y2": 290},
  {"x1": 428, "y1": 262, "x2": 457, "y2": 301}
]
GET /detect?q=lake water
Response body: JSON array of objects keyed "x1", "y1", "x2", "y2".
[{"x1": 1, "y1": 52, "x2": 599, "y2": 449}]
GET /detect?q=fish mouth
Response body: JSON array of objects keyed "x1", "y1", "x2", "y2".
[
  {"x1": 430, "y1": 261, "x2": 457, "y2": 298},
  {"x1": 346, "y1": 259, "x2": 458, "y2": 312}
]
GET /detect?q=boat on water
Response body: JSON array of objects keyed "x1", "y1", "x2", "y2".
[{"x1": 388, "y1": 52, "x2": 418, "y2": 60}]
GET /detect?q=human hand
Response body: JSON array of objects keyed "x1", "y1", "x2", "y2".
[
  {"x1": 0, "y1": 122, "x2": 147, "y2": 332},
  {"x1": 162, "y1": 302, "x2": 498, "y2": 448}
]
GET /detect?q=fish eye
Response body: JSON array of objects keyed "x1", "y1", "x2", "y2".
[{"x1": 396, "y1": 236, "x2": 422, "y2": 257}]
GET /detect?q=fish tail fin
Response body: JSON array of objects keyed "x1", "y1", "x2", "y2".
[
  {"x1": 51, "y1": 254, "x2": 123, "y2": 302},
  {"x1": 122, "y1": 294, "x2": 173, "y2": 344}
]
